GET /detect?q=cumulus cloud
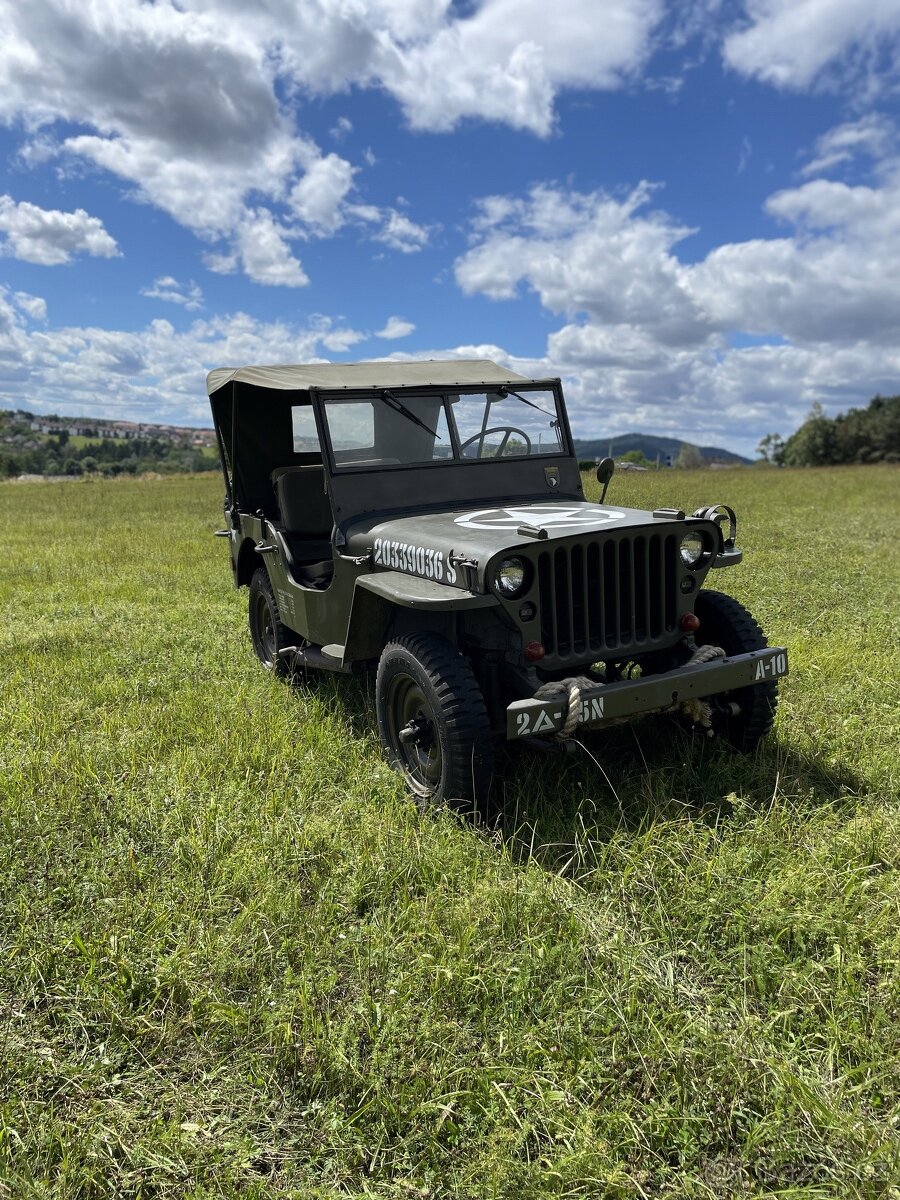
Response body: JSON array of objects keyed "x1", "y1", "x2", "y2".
[
  {"x1": 289, "y1": 154, "x2": 357, "y2": 235},
  {"x1": 690, "y1": 170, "x2": 900, "y2": 343},
  {"x1": 457, "y1": 183, "x2": 709, "y2": 345},
  {"x1": 308, "y1": 314, "x2": 368, "y2": 352},
  {"x1": 376, "y1": 316, "x2": 416, "y2": 339},
  {"x1": 0, "y1": 0, "x2": 667, "y2": 283},
  {"x1": 140, "y1": 276, "x2": 204, "y2": 310},
  {"x1": 377, "y1": 0, "x2": 663, "y2": 135},
  {"x1": 0, "y1": 303, "x2": 370, "y2": 424},
  {"x1": 2, "y1": 281, "x2": 896, "y2": 454},
  {"x1": 13, "y1": 291, "x2": 47, "y2": 321},
  {"x1": 0, "y1": 195, "x2": 120, "y2": 265},
  {"x1": 374, "y1": 210, "x2": 432, "y2": 253},
  {"x1": 233, "y1": 209, "x2": 308, "y2": 287},
  {"x1": 454, "y1": 168, "x2": 900, "y2": 451},
  {"x1": 724, "y1": 0, "x2": 900, "y2": 92},
  {"x1": 0, "y1": 0, "x2": 455, "y2": 281},
  {"x1": 202, "y1": 250, "x2": 238, "y2": 275}
]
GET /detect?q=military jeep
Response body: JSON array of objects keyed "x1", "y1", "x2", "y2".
[{"x1": 207, "y1": 359, "x2": 787, "y2": 810}]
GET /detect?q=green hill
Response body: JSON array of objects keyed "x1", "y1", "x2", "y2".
[{"x1": 575, "y1": 432, "x2": 750, "y2": 464}]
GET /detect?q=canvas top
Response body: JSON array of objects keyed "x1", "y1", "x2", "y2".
[{"x1": 205, "y1": 358, "x2": 536, "y2": 396}]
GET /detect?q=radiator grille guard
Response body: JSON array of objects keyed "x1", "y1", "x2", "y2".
[{"x1": 536, "y1": 532, "x2": 679, "y2": 662}]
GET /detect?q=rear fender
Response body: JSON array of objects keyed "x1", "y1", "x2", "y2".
[{"x1": 235, "y1": 535, "x2": 262, "y2": 587}]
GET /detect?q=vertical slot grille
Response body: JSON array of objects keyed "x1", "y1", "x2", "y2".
[{"x1": 536, "y1": 533, "x2": 678, "y2": 662}]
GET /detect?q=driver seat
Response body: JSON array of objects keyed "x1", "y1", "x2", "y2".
[{"x1": 271, "y1": 465, "x2": 334, "y2": 588}]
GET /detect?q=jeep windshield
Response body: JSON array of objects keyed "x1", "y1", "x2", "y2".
[{"x1": 321, "y1": 388, "x2": 565, "y2": 470}]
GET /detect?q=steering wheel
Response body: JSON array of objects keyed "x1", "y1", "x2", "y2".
[{"x1": 460, "y1": 426, "x2": 532, "y2": 458}]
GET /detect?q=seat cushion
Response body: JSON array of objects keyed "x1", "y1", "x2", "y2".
[
  {"x1": 271, "y1": 465, "x2": 332, "y2": 537},
  {"x1": 272, "y1": 529, "x2": 334, "y2": 590}
]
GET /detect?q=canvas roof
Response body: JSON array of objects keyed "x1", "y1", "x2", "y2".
[{"x1": 206, "y1": 358, "x2": 535, "y2": 396}]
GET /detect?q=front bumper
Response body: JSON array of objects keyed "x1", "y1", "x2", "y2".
[{"x1": 506, "y1": 647, "x2": 788, "y2": 740}]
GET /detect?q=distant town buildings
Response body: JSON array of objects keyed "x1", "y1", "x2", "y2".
[{"x1": 24, "y1": 415, "x2": 215, "y2": 446}]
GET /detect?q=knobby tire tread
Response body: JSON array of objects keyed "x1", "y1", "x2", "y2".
[
  {"x1": 695, "y1": 589, "x2": 778, "y2": 751},
  {"x1": 249, "y1": 566, "x2": 292, "y2": 678},
  {"x1": 376, "y1": 632, "x2": 493, "y2": 813}
]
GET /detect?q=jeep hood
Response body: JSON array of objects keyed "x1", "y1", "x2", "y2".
[{"x1": 344, "y1": 499, "x2": 678, "y2": 591}]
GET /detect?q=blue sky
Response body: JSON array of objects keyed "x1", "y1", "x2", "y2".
[{"x1": 1, "y1": 0, "x2": 899, "y2": 455}]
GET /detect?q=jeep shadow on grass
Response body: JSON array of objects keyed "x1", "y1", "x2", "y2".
[{"x1": 208, "y1": 359, "x2": 788, "y2": 816}]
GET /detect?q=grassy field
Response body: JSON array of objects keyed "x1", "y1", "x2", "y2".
[{"x1": 1, "y1": 466, "x2": 898, "y2": 1199}]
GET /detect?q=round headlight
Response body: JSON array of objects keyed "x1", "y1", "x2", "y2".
[
  {"x1": 494, "y1": 556, "x2": 529, "y2": 598},
  {"x1": 680, "y1": 530, "x2": 707, "y2": 568}
]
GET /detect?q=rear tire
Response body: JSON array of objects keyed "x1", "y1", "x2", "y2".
[
  {"x1": 376, "y1": 633, "x2": 494, "y2": 815},
  {"x1": 248, "y1": 567, "x2": 292, "y2": 677},
  {"x1": 694, "y1": 589, "x2": 778, "y2": 752}
]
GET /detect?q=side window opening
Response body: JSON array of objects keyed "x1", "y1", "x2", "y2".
[
  {"x1": 328, "y1": 400, "x2": 376, "y2": 460},
  {"x1": 292, "y1": 405, "x2": 320, "y2": 453}
]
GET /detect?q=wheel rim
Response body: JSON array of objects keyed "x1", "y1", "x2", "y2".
[
  {"x1": 385, "y1": 672, "x2": 442, "y2": 797},
  {"x1": 255, "y1": 592, "x2": 277, "y2": 665}
]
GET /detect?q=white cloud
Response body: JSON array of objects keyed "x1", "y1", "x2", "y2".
[
  {"x1": 289, "y1": 154, "x2": 357, "y2": 235},
  {"x1": 0, "y1": 302, "x2": 368, "y2": 424},
  {"x1": 0, "y1": 0, "x2": 665, "y2": 269},
  {"x1": 1, "y1": 0, "x2": 312, "y2": 242},
  {"x1": 457, "y1": 183, "x2": 708, "y2": 345},
  {"x1": 0, "y1": 0, "x2": 406, "y2": 282},
  {"x1": 374, "y1": 210, "x2": 432, "y2": 253},
  {"x1": 724, "y1": 0, "x2": 900, "y2": 92},
  {"x1": 689, "y1": 169, "x2": 900, "y2": 342},
  {"x1": 233, "y1": 209, "x2": 308, "y2": 287},
  {"x1": 13, "y1": 291, "x2": 47, "y2": 321},
  {"x1": 330, "y1": 116, "x2": 353, "y2": 141},
  {"x1": 376, "y1": 316, "x2": 416, "y2": 339},
  {"x1": 801, "y1": 113, "x2": 896, "y2": 176},
  {"x1": 374, "y1": 0, "x2": 664, "y2": 134},
  {"x1": 453, "y1": 169, "x2": 900, "y2": 451},
  {"x1": 306, "y1": 314, "x2": 367, "y2": 352},
  {"x1": 1, "y1": 285, "x2": 896, "y2": 454},
  {"x1": 0, "y1": 195, "x2": 119, "y2": 265},
  {"x1": 140, "y1": 276, "x2": 204, "y2": 310},
  {"x1": 202, "y1": 250, "x2": 238, "y2": 275}
]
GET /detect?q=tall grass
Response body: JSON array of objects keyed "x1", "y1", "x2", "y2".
[{"x1": 1, "y1": 466, "x2": 897, "y2": 1198}]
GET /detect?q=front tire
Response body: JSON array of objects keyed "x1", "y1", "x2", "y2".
[
  {"x1": 248, "y1": 567, "x2": 292, "y2": 677},
  {"x1": 375, "y1": 633, "x2": 494, "y2": 814},
  {"x1": 694, "y1": 589, "x2": 778, "y2": 752}
]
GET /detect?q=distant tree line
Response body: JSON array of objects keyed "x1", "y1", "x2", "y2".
[
  {"x1": 757, "y1": 395, "x2": 900, "y2": 467},
  {"x1": 0, "y1": 432, "x2": 220, "y2": 478}
]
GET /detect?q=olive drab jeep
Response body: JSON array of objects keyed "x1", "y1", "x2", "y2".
[{"x1": 207, "y1": 359, "x2": 787, "y2": 812}]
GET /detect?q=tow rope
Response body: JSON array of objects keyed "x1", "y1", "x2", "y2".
[
  {"x1": 533, "y1": 674, "x2": 600, "y2": 739},
  {"x1": 680, "y1": 643, "x2": 726, "y2": 734},
  {"x1": 532, "y1": 643, "x2": 727, "y2": 739}
]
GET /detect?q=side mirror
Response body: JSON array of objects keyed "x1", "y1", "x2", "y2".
[{"x1": 595, "y1": 457, "x2": 615, "y2": 502}]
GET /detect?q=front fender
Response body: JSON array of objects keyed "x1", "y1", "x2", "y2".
[
  {"x1": 357, "y1": 571, "x2": 496, "y2": 610},
  {"x1": 343, "y1": 572, "x2": 497, "y2": 661}
]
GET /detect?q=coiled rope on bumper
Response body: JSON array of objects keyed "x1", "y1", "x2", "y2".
[
  {"x1": 681, "y1": 643, "x2": 726, "y2": 732},
  {"x1": 685, "y1": 643, "x2": 726, "y2": 666},
  {"x1": 533, "y1": 674, "x2": 599, "y2": 738},
  {"x1": 532, "y1": 645, "x2": 727, "y2": 739}
]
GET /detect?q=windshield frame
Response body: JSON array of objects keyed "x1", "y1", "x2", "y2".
[{"x1": 314, "y1": 380, "x2": 573, "y2": 475}]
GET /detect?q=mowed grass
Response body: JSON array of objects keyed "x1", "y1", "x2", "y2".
[{"x1": 1, "y1": 466, "x2": 898, "y2": 1199}]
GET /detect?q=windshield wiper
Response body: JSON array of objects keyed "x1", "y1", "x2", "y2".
[
  {"x1": 381, "y1": 390, "x2": 441, "y2": 439},
  {"x1": 494, "y1": 386, "x2": 557, "y2": 420}
]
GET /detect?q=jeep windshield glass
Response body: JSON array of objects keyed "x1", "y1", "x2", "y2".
[
  {"x1": 450, "y1": 390, "x2": 563, "y2": 459},
  {"x1": 324, "y1": 394, "x2": 452, "y2": 467},
  {"x1": 324, "y1": 388, "x2": 564, "y2": 469}
]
